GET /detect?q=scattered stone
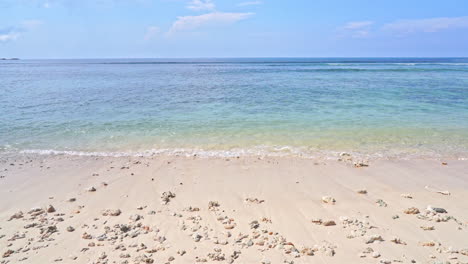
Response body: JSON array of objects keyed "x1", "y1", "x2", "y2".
[
  {"x1": 356, "y1": 189, "x2": 367, "y2": 194},
  {"x1": 425, "y1": 186, "x2": 450, "y2": 196},
  {"x1": 249, "y1": 220, "x2": 260, "y2": 229},
  {"x1": 311, "y1": 219, "x2": 322, "y2": 225},
  {"x1": 322, "y1": 220, "x2": 336, "y2": 226},
  {"x1": 161, "y1": 191, "x2": 176, "y2": 204},
  {"x1": 66, "y1": 226, "x2": 75, "y2": 232},
  {"x1": 321, "y1": 196, "x2": 336, "y2": 204},
  {"x1": 208, "y1": 201, "x2": 220, "y2": 211},
  {"x1": 47, "y1": 205, "x2": 56, "y2": 213},
  {"x1": 401, "y1": 194, "x2": 413, "y2": 199},
  {"x1": 426, "y1": 206, "x2": 447, "y2": 214},
  {"x1": 102, "y1": 209, "x2": 121, "y2": 216},
  {"x1": 376, "y1": 199, "x2": 387, "y2": 207},
  {"x1": 354, "y1": 161, "x2": 369, "y2": 168},
  {"x1": 372, "y1": 252, "x2": 381, "y2": 258},
  {"x1": 192, "y1": 233, "x2": 202, "y2": 242},
  {"x1": 67, "y1": 198, "x2": 76, "y2": 202},
  {"x1": 420, "y1": 226, "x2": 435, "y2": 231},
  {"x1": 392, "y1": 215, "x2": 399, "y2": 220},
  {"x1": 2, "y1": 249, "x2": 14, "y2": 258},
  {"x1": 82, "y1": 232, "x2": 92, "y2": 239},
  {"x1": 364, "y1": 235, "x2": 384, "y2": 244},
  {"x1": 8, "y1": 211, "x2": 23, "y2": 221},
  {"x1": 403, "y1": 207, "x2": 420, "y2": 214},
  {"x1": 390, "y1": 237, "x2": 406, "y2": 245},
  {"x1": 129, "y1": 214, "x2": 142, "y2": 222},
  {"x1": 86, "y1": 186, "x2": 96, "y2": 192},
  {"x1": 420, "y1": 241, "x2": 437, "y2": 247},
  {"x1": 244, "y1": 198, "x2": 265, "y2": 204}
]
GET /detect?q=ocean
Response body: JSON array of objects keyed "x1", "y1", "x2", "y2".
[{"x1": 1, "y1": 58, "x2": 468, "y2": 159}]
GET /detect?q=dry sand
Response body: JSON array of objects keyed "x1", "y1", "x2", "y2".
[{"x1": 0, "y1": 154, "x2": 467, "y2": 264}]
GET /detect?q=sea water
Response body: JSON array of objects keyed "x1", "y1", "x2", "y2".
[{"x1": 1, "y1": 58, "x2": 468, "y2": 159}]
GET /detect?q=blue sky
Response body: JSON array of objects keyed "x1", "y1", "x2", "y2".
[{"x1": 1, "y1": 0, "x2": 468, "y2": 58}]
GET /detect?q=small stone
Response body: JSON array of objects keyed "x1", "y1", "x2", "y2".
[
  {"x1": 321, "y1": 196, "x2": 336, "y2": 204},
  {"x1": 161, "y1": 191, "x2": 176, "y2": 204},
  {"x1": 68, "y1": 198, "x2": 76, "y2": 202},
  {"x1": 420, "y1": 241, "x2": 436, "y2": 247},
  {"x1": 372, "y1": 252, "x2": 381, "y2": 258},
  {"x1": 2, "y1": 249, "x2": 14, "y2": 258},
  {"x1": 8, "y1": 211, "x2": 23, "y2": 221},
  {"x1": 392, "y1": 215, "x2": 399, "y2": 220},
  {"x1": 192, "y1": 233, "x2": 202, "y2": 242},
  {"x1": 208, "y1": 201, "x2": 220, "y2": 211},
  {"x1": 426, "y1": 206, "x2": 447, "y2": 214},
  {"x1": 322, "y1": 220, "x2": 336, "y2": 226},
  {"x1": 400, "y1": 194, "x2": 413, "y2": 199},
  {"x1": 102, "y1": 209, "x2": 121, "y2": 216},
  {"x1": 390, "y1": 237, "x2": 406, "y2": 245},
  {"x1": 47, "y1": 205, "x2": 56, "y2": 213},
  {"x1": 364, "y1": 235, "x2": 384, "y2": 244},
  {"x1": 311, "y1": 219, "x2": 322, "y2": 225},
  {"x1": 66, "y1": 226, "x2": 75, "y2": 232},
  {"x1": 420, "y1": 226, "x2": 435, "y2": 231},
  {"x1": 249, "y1": 220, "x2": 260, "y2": 229},
  {"x1": 168, "y1": 256, "x2": 175, "y2": 261},
  {"x1": 129, "y1": 214, "x2": 142, "y2": 222},
  {"x1": 376, "y1": 199, "x2": 387, "y2": 207},
  {"x1": 403, "y1": 207, "x2": 420, "y2": 214},
  {"x1": 356, "y1": 189, "x2": 367, "y2": 194},
  {"x1": 86, "y1": 186, "x2": 96, "y2": 192}
]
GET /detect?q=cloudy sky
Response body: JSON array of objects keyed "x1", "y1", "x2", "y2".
[{"x1": 1, "y1": 0, "x2": 468, "y2": 58}]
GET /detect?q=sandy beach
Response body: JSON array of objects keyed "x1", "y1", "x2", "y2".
[{"x1": 1, "y1": 154, "x2": 467, "y2": 264}]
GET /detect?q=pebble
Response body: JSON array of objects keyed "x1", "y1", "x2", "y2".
[
  {"x1": 372, "y1": 252, "x2": 381, "y2": 258},
  {"x1": 47, "y1": 205, "x2": 56, "y2": 213},
  {"x1": 86, "y1": 186, "x2": 96, "y2": 192},
  {"x1": 364, "y1": 235, "x2": 384, "y2": 244},
  {"x1": 376, "y1": 199, "x2": 387, "y2": 207},
  {"x1": 401, "y1": 194, "x2": 413, "y2": 199},
  {"x1": 161, "y1": 191, "x2": 176, "y2": 204},
  {"x1": 420, "y1": 225, "x2": 435, "y2": 231},
  {"x1": 403, "y1": 207, "x2": 420, "y2": 214},
  {"x1": 8, "y1": 211, "x2": 23, "y2": 221},
  {"x1": 192, "y1": 233, "x2": 202, "y2": 242},
  {"x1": 322, "y1": 220, "x2": 336, "y2": 226},
  {"x1": 102, "y1": 209, "x2": 121, "y2": 216},
  {"x1": 208, "y1": 201, "x2": 220, "y2": 211},
  {"x1": 426, "y1": 206, "x2": 447, "y2": 214},
  {"x1": 356, "y1": 189, "x2": 367, "y2": 194},
  {"x1": 321, "y1": 196, "x2": 336, "y2": 204},
  {"x1": 66, "y1": 226, "x2": 75, "y2": 232}
]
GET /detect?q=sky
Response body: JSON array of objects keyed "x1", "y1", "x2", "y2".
[{"x1": 1, "y1": 0, "x2": 468, "y2": 58}]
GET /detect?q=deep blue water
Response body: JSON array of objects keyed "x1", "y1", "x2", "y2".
[{"x1": 1, "y1": 58, "x2": 468, "y2": 158}]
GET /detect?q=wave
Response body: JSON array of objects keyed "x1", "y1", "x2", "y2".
[{"x1": 4, "y1": 147, "x2": 466, "y2": 161}]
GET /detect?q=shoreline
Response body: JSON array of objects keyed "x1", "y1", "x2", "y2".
[
  {"x1": 1, "y1": 154, "x2": 467, "y2": 263},
  {"x1": 3, "y1": 147, "x2": 468, "y2": 162}
]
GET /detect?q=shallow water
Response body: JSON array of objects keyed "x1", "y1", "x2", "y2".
[{"x1": 1, "y1": 58, "x2": 468, "y2": 159}]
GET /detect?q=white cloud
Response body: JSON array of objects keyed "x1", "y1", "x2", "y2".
[
  {"x1": 0, "y1": 20, "x2": 43, "y2": 43},
  {"x1": 144, "y1": 26, "x2": 160, "y2": 40},
  {"x1": 186, "y1": 0, "x2": 215, "y2": 11},
  {"x1": 238, "y1": 1, "x2": 262, "y2": 6},
  {"x1": 0, "y1": 31, "x2": 19, "y2": 42},
  {"x1": 339, "y1": 21, "x2": 374, "y2": 38},
  {"x1": 382, "y1": 16, "x2": 468, "y2": 34},
  {"x1": 342, "y1": 21, "x2": 373, "y2": 30},
  {"x1": 21, "y1": 20, "x2": 44, "y2": 29},
  {"x1": 167, "y1": 11, "x2": 254, "y2": 35}
]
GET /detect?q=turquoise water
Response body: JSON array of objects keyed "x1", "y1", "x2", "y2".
[{"x1": 1, "y1": 58, "x2": 468, "y2": 159}]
